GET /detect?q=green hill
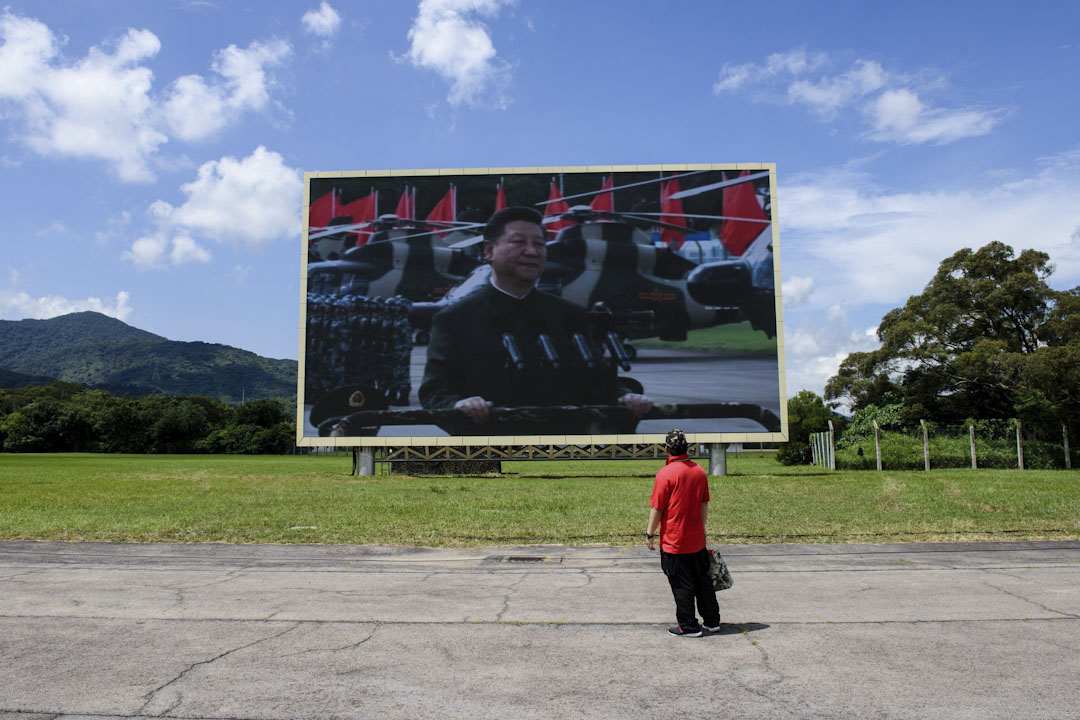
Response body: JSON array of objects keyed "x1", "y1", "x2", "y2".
[
  {"x1": 0, "y1": 312, "x2": 296, "y2": 404},
  {"x1": 0, "y1": 367, "x2": 58, "y2": 388}
]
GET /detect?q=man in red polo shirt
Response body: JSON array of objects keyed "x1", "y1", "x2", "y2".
[{"x1": 646, "y1": 428, "x2": 721, "y2": 637}]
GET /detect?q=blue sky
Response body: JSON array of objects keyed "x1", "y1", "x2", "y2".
[{"x1": 1, "y1": 1, "x2": 1078, "y2": 398}]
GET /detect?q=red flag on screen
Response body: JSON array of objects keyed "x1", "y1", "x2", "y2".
[
  {"x1": 660, "y1": 175, "x2": 687, "y2": 248},
  {"x1": 308, "y1": 190, "x2": 336, "y2": 229},
  {"x1": 589, "y1": 175, "x2": 614, "y2": 212},
  {"x1": 543, "y1": 181, "x2": 571, "y2": 237},
  {"x1": 396, "y1": 186, "x2": 414, "y2": 220},
  {"x1": 720, "y1": 171, "x2": 769, "y2": 256},
  {"x1": 494, "y1": 181, "x2": 507, "y2": 212},
  {"x1": 426, "y1": 185, "x2": 456, "y2": 237},
  {"x1": 339, "y1": 191, "x2": 378, "y2": 245}
]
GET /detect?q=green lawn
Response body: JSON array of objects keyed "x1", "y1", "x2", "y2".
[
  {"x1": 1, "y1": 453, "x2": 1077, "y2": 546},
  {"x1": 634, "y1": 321, "x2": 777, "y2": 354}
]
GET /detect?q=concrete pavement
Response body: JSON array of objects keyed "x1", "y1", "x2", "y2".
[{"x1": 1, "y1": 540, "x2": 1078, "y2": 719}]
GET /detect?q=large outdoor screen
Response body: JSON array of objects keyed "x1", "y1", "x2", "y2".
[{"x1": 297, "y1": 165, "x2": 787, "y2": 447}]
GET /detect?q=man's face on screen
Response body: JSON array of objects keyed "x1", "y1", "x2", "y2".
[{"x1": 485, "y1": 219, "x2": 547, "y2": 291}]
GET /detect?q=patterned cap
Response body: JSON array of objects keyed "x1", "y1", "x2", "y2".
[{"x1": 664, "y1": 428, "x2": 688, "y2": 456}]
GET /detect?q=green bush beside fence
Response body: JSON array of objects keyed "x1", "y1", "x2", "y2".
[{"x1": 834, "y1": 424, "x2": 1075, "y2": 471}]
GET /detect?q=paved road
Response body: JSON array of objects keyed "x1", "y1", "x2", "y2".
[{"x1": 2, "y1": 540, "x2": 1077, "y2": 719}]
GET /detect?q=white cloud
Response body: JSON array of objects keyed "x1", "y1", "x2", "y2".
[
  {"x1": 867, "y1": 89, "x2": 1000, "y2": 145},
  {"x1": 0, "y1": 289, "x2": 133, "y2": 321},
  {"x1": 94, "y1": 211, "x2": 133, "y2": 245},
  {"x1": 0, "y1": 12, "x2": 165, "y2": 181},
  {"x1": 302, "y1": 2, "x2": 342, "y2": 38},
  {"x1": 782, "y1": 159, "x2": 1080, "y2": 307},
  {"x1": 166, "y1": 146, "x2": 301, "y2": 246},
  {"x1": 783, "y1": 304, "x2": 881, "y2": 402},
  {"x1": 124, "y1": 146, "x2": 301, "y2": 269},
  {"x1": 782, "y1": 275, "x2": 814, "y2": 308},
  {"x1": 162, "y1": 39, "x2": 290, "y2": 142},
  {"x1": 714, "y1": 49, "x2": 1004, "y2": 146},
  {"x1": 0, "y1": 11, "x2": 290, "y2": 180},
  {"x1": 788, "y1": 60, "x2": 887, "y2": 118},
  {"x1": 713, "y1": 49, "x2": 826, "y2": 93},
  {"x1": 231, "y1": 264, "x2": 252, "y2": 284},
  {"x1": 778, "y1": 150, "x2": 1080, "y2": 397},
  {"x1": 405, "y1": 0, "x2": 514, "y2": 108},
  {"x1": 170, "y1": 234, "x2": 212, "y2": 265},
  {"x1": 122, "y1": 232, "x2": 169, "y2": 269},
  {"x1": 784, "y1": 351, "x2": 850, "y2": 402},
  {"x1": 36, "y1": 220, "x2": 69, "y2": 237},
  {"x1": 122, "y1": 229, "x2": 211, "y2": 270}
]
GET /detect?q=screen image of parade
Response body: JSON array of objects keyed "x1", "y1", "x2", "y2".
[{"x1": 299, "y1": 166, "x2": 786, "y2": 443}]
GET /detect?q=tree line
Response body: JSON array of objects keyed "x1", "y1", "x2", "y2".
[
  {"x1": 781, "y1": 242, "x2": 1078, "y2": 468},
  {"x1": 0, "y1": 381, "x2": 294, "y2": 454}
]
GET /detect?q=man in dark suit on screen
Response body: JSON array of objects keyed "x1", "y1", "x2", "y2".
[{"x1": 419, "y1": 206, "x2": 652, "y2": 436}]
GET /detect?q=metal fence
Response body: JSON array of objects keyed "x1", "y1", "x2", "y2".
[{"x1": 828, "y1": 420, "x2": 1075, "y2": 471}]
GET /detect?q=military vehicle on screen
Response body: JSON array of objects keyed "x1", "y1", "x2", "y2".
[
  {"x1": 306, "y1": 215, "x2": 483, "y2": 303},
  {"x1": 306, "y1": 172, "x2": 776, "y2": 351},
  {"x1": 405, "y1": 204, "x2": 776, "y2": 353}
]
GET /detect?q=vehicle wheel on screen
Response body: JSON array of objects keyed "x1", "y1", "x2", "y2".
[
  {"x1": 624, "y1": 343, "x2": 637, "y2": 360},
  {"x1": 414, "y1": 329, "x2": 430, "y2": 346}
]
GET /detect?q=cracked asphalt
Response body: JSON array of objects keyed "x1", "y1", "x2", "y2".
[{"x1": 1, "y1": 540, "x2": 1078, "y2": 719}]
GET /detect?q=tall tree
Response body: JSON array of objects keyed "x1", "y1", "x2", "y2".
[
  {"x1": 778, "y1": 390, "x2": 838, "y2": 465},
  {"x1": 826, "y1": 242, "x2": 1079, "y2": 426}
]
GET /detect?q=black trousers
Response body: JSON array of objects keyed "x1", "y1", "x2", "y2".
[{"x1": 661, "y1": 548, "x2": 721, "y2": 632}]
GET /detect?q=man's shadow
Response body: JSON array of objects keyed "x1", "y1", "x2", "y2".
[{"x1": 704, "y1": 622, "x2": 769, "y2": 637}]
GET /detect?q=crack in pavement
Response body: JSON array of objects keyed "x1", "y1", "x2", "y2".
[
  {"x1": 981, "y1": 577, "x2": 1079, "y2": 619},
  {"x1": 146, "y1": 571, "x2": 248, "y2": 614},
  {"x1": 0, "y1": 569, "x2": 47, "y2": 583},
  {"x1": 1, "y1": 613, "x2": 1077, "y2": 627},
  {"x1": 555, "y1": 569, "x2": 595, "y2": 591},
  {"x1": 494, "y1": 574, "x2": 529, "y2": 622},
  {"x1": 290, "y1": 622, "x2": 380, "y2": 657},
  {"x1": 727, "y1": 631, "x2": 809, "y2": 718},
  {"x1": 0, "y1": 707, "x2": 281, "y2": 720},
  {"x1": 136, "y1": 622, "x2": 300, "y2": 716}
]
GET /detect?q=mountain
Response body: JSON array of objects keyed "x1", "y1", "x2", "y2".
[
  {"x1": 0, "y1": 312, "x2": 297, "y2": 404},
  {"x1": 0, "y1": 367, "x2": 59, "y2": 388}
]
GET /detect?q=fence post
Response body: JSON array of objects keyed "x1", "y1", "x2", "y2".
[
  {"x1": 969, "y1": 424, "x2": 977, "y2": 470},
  {"x1": 1064, "y1": 424, "x2": 1072, "y2": 471},
  {"x1": 828, "y1": 420, "x2": 836, "y2": 471},
  {"x1": 1016, "y1": 422, "x2": 1024, "y2": 471},
  {"x1": 921, "y1": 419, "x2": 930, "y2": 472},
  {"x1": 873, "y1": 420, "x2": 882, "y2": 471}
]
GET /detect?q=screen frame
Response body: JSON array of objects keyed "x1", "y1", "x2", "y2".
[{"x1": 296, "y1": 163, "x2": 788, "y2": 448}]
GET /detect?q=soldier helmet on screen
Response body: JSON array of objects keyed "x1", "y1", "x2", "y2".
[{"x1": 664, "y1": 428, "x2": 688, "y2": 456}]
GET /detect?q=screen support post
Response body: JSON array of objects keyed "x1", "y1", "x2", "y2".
[
  {"x1": 353, "y1": 448, "x2": 375, "y2": 476},
  {"x1": 708, "y1": 443, "x2": 728, "y2": 476}
]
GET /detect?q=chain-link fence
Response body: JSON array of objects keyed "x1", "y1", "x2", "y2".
[{"x1": 831, "y1": 420, "x2": 1075, "y2": 471}]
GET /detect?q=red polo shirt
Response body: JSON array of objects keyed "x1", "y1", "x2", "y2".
[{"x1": 650, "y1": 454, "x2": 709, "y2": 554}]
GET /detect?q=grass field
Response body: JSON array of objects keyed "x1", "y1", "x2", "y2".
[
  {"x1": 1, "y1": 453, "x2": 1077, "y2": 546},
  {"x1": 634, "y1": 321, "x2": 777, "y2": 354}
]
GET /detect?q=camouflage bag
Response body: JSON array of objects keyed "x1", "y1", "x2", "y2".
[{"x1": 707, "y1": 546, "x2": 733, "y2": 591}]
